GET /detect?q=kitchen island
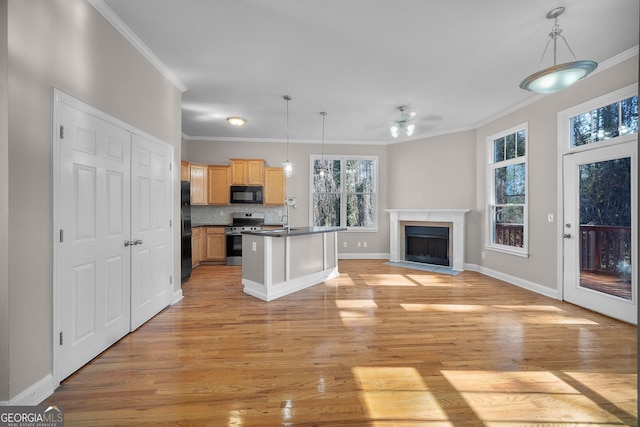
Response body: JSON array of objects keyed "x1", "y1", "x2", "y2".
[{"x1": 241, "y1": 226, "x2": 346, "y2": 301}]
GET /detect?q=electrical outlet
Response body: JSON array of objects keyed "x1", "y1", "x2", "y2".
[
  {"x1": 252, "y1": 242, "x2": 257, "y2": 251},
  {"x1": 481, "y1": 251, "x2": 485, "y2": 259},
  {"x1": 357, "y1": 242, "x2": 361, "y2": 247},
  {"x1": 363, "y1": 241, "x2": 367, "y2": 247},
  {"x1": 343, "y1": 242, "x2": 347, "y2": 248}
]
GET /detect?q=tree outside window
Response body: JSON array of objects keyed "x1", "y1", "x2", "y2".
[
  {"x1": 311, "y1": 156, "x2": 377, "y2": 230},
  {"x1": 570, "y1": 95, "x2": 638, "y2": 146}
]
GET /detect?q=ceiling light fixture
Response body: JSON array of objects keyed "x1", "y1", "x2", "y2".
[
  {"x1": 226, "y1": 116, "x2": 246, "y2": 126},
  {"x1": 390, "y1": 106, "x2": 416, "y2": 139},
  {"x1": 519, "y1": 7, "x2": 597, "y2": 94},
  {"x1": 319, "y1": 112, "x2": 327, "y2": 177},
  {"x1": 282, "y1": 95, "x2": 293, "y2": 178}
]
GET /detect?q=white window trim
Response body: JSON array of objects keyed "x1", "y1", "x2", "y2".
[
  {"x1": 309, "y1": 154, "x2": 379, "y2": 231},
  {"x1": 485, "y1": 122, "x2": 529, "y2": 257}
]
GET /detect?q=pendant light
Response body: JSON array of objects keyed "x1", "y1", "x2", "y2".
[
  {"x1": 282, "y1": 95, "x2": 293, "y2": 178},
  {"x1": 319, "y1": 112, "x2": 327, "y2": 177},
  {"x1": 519, "y1": 7, "x2": 597, "y2": 94}
]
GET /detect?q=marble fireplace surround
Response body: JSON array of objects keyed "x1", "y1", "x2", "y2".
[{"x1": 386, "y1": 209, "x2": 470, "y2": 271}]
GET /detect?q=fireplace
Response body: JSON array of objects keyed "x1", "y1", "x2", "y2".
[
  {"x1": 405, "y1": 226, "x2": 449, "y2": 266},
  {"x1": 386, "y1": 209, "x2": 469, "y2": 271}
]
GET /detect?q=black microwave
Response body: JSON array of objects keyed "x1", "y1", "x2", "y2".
[{"x1": 230, "y1": 186, "x2": 263, "y2": 204}]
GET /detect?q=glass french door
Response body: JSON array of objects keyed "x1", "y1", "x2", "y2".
[{"x1": 562, "y1": 140, "x2": 637, "y2": 324}]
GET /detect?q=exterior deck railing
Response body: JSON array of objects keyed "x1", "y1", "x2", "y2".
[
  {"x1": 494, "y1": 224, "x2": 631, "y2": 277},
  {"x1": 494, "y1": 223, "x2": 524, "y2": 248},
  {"x1": 580, "y1": 224, "x2": 632, "y2": 275}
]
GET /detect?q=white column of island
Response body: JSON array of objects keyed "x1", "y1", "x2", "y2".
[{"x1": 241, "y1": 226, "x2": 346, "y2": 301}]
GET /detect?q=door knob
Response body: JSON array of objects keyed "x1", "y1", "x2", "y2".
[
  {"x1": 124, "y1": 240, "x2": 133, "y2": 247},
  {"x1": 134, "y1": 239, "x2": 143, "y2": 245},
  {"x1": 563, "y1": 233, "x2": 571, "y2": 239}
]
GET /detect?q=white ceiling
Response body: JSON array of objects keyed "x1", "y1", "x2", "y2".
[{"x1": 99, "y1": 0, "x2": 638, "y2": 144}]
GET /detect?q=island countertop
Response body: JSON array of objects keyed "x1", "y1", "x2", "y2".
[{"x1": 242, "y1": 226, "x2": 346, "y2": 237}]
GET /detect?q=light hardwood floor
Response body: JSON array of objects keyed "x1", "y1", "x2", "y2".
[{"x1": 44, "y1": 260, "x2": 637, "y2": 426}]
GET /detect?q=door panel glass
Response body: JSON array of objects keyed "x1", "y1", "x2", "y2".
[{"x1": 579, "y1": 157, "x2": 632, "y2": 300}]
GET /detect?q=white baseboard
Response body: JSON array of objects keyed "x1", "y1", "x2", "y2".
[
  {"x1": 464, "y1": 263, "x2": 561, "y2": 300},
  {"x1": 338, "y1": 252, "x2": 389, "y2": 260},
  {"x1": 172, "y1": 288, "x2": 184, "y2": 304},
  {"x1": 1, "y1": 374, "x2": 56, "y2": 406}
]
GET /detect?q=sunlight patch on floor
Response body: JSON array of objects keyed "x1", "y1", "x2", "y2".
[
  {"x1": 405, "y1": 274, "x2": 465, "y2": 286},
  {"x1": 359, "y1": 274, "x2": 418, "y2": 287},
  {"x1": 564, "y1": 371, "x2": 638, "y2": 417},
  {"x1": 400, "y1": 303, "x2": 600, "y2": 324},
  {"x1": 353, "y1": 366, "x2": 449, "y2": 422},
  {"x1": 325, "y1": 275, "x2": 357, "y2": 287},
  {"x1": 441, "y1": 370, "x2": 631, "y2": 425},
  {"x1": 401, "y1": 303, "x2": 487, "y2": 313},
  {"x1": 339, "y1": 309, "x2": 376, "y2": 326},
  {"x1": 336, "y1": 299, "x2": 379, "y2": 309}
]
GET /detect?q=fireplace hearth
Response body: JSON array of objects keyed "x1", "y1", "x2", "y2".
[{"x1": 405, "y1": 226, "x2": 449, "y2": 266}]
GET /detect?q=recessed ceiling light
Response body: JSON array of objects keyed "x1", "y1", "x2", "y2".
[{"x1": 227, "y1": 117, "x2": 246, "y2": 126}]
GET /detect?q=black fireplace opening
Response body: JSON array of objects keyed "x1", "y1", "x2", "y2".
[{"x1": 405, "y1": 226, "x2": 449, "y2": 266}]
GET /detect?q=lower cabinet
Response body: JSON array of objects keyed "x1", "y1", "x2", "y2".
[
  {"x1": 192, "y1": 226, "x2": 226, "y2": 267},
  {"x1": 192, "y1": 227, "x2": 204, "y2": 267},
  {"x1": 205, "y1": 226, "x2": 226, "y2": 262}
]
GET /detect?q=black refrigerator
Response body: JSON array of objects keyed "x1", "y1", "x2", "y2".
[{"x1": 180, "y1": 181, "x2": 192, "y2": 283}]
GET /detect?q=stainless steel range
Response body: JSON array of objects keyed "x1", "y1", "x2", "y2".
[{"x1": 225, "y1": 212, "x2": 265, "y2": 265}]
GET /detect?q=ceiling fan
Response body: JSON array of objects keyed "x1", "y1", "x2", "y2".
[{"x1": 390, "y1": 106, "x2": 417, "y2": 138}]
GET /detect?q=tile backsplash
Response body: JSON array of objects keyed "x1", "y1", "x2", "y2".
[{"x1": 192, "y1": 205, "x2": 286, "y2": 225}]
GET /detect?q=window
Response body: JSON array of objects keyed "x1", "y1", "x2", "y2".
[
  {"x1": 310, "y1": 156, "x2": 377, "y2": 230},
  {"x1": 486, "y1": 124, "x2": 528, "y2": 256},
  {"x1": 570, "y1": 95, "x2": 638, "y2": 147}
]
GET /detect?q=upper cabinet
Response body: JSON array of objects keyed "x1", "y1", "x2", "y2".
[
  {"x1": 189, "y1": 163, "x2": 208, "y2": 205},
  {"x1": 264, "y1": 167, "x2": 286, "y2": 205},
  {"x1": 208, "y1": 165, "x2": 230, "y2": 205},
  {"x1": 180, "y1": 160, "x2": 190, "y2": 181},
  {"x1": 230, "y1": 159, "x2": 264, "y2": 185}
]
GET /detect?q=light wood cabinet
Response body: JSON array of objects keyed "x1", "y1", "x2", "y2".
[
  {"x1": 230, "y1": 159, "x2": 264, "y2": 185},
  {"x1": 189, "y1": 163, "x2": 208, "y2": 204},
  {"x1": 207, "y1": 165, "x2": 230, "y2": 205},
  {"x1": 204, "y1": 227, "x2": 226, "y2": 263},
  {"x1": 180, "y1": 160, "x2": 190, "y2": 181},
  {"x1": 191, "y1": 227, "x2": 204, "y2": 267},
  {"x1": 264, "y1": 167, "x2": 286, "y2": 205}
]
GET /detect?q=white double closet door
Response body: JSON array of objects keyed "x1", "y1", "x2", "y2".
[{"x1": 54, "y1": 92, "x2": 172, "y2": 381}]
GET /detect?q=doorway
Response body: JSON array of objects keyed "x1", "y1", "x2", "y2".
[{"x1": 559, "y1": 87, "x2": 637, "y2": 324}]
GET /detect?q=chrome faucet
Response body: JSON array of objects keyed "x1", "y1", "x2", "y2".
[{"x1": 282, "y1": 201, "x2": 290, "y2": 230}]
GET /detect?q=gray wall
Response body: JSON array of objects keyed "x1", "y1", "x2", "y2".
[
  {"x1": 475, "y1": 56, "x2": 638, "y2": 291},
  {"x1": 4, "y1": 0, "x2": 182, "y2": 401},
  {"x1": 0, "y1": 0, "x2": 9, "y2": 403}
]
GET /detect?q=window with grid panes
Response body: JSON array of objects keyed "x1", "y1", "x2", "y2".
[{"x1": 487, "y1": 124, "x2": 528, "y2": 255}]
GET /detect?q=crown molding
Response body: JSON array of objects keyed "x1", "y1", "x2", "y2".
[{"x1": 87, "y1": 0, "x2": 187, "y2": 93}]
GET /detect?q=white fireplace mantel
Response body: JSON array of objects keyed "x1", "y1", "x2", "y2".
[{"x1": 386, "y1": 209, "x2": 470, "y2": 271}]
